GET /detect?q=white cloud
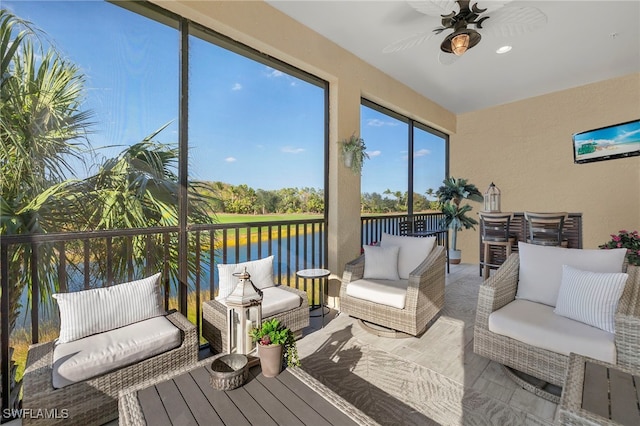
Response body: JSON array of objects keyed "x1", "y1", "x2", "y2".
[
  {"x1": 367, "y1": 150, "x2": 382, "y2": 157},
  {"x1": 367, "y1": 118, "x2": 399, "y2": 127},
  {"x1": 225, "y1": 157, "x2": 237, "y2": 163},
  {"x1": 414, "y1": 148, "x2": 431, "y2": 157},
  {"x1": 281, "y1": 146, "x2": 305, "y2": 154},
  {"x1": 266, "y1": 67, "x2": 285, "y2": 78},
  {"x1": 231, "y1": 83, "x2": 242, "y2": 91}
]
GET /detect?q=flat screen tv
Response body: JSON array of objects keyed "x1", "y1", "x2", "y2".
[{"x1": 573, "y1": 119, "x2": 640, "y2": 164}]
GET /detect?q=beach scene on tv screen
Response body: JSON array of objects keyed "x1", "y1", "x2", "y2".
[{"x1": 574, "y1": 120, "x2": 640, "y2": 161}]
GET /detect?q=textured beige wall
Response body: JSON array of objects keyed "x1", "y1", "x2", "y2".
[{"x1": 451, "y1": 73, "x2": 640, "y2": 264}]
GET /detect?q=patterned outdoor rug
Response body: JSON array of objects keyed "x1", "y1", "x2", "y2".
[{"x1": 296, "y1": 278, "x2": 552, "y2": 426}]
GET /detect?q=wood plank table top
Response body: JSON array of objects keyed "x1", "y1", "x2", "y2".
[
  {"x1": 557, "y1": 354, "x2": 640, "y2": 426},
  {"x1": 119, "y1": 356, "x2": 379, "y2": 426}
]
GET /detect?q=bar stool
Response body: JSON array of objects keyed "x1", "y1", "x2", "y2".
[
  {"x1": 479, "y1": 212, "x2": 516, "y2": 279},
  {"x1": 524, "y1": 212, "x2": 569, "y2": 247}
]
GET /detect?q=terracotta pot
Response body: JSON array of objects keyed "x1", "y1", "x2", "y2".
[{"x1": 258, "y1": 343, "x2": 283, "y2": 377}]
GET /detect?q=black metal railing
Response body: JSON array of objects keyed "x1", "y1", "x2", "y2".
[{"x1": 361, "y1": 212, "x2": 446, "y2": 246}]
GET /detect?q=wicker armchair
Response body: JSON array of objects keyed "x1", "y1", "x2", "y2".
[
  {"x1": 474, "y1": 253, "x2": 640, "y2": 387},
  {"x1": 202, "y1": 285, "x2": 309, "y2": 354},
  {"x1": 22, "y1": 311, "x2": 198, "y2": 426},
  {"x1": 340, "y1": 245, "x2": 446, "y2": 336}
]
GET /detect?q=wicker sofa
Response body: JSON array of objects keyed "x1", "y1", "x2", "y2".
[
  {"x1": 340, "y1": 244, "x2": 446, "y2": 336},
  {"x1": 474, "y1": 250, "x2": 640, "y2": 388},
  {"x1": 22, "y1": 311, "x2": 198, "y2": 426}
]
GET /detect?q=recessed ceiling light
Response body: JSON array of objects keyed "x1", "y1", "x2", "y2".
[{"x1": 496, "y1": 45, "x2": 512, "y2": 54}]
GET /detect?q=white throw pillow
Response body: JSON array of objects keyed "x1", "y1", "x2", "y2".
[
  {"x1": 380, "y1": 233, "x2": 436, "y2": 279},
  {"x1": 217, "y1": 255, "x2": 275, "y2": 300},
  {"x1": 515, "y1": 242, "x2": 627, "y2": 307},
  {"x1": 53, "y1": 273, "x2": 164, "y2": 344},
  {"x1": 554, "y1": 265, "x2": 628, "y2": 333},
  {"x1": 363, "y1": 245, "x2": 400, "y2": 281}
]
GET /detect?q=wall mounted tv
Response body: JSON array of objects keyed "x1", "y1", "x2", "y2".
[{"x1": 573, "y1": 119, "x2": 640, "y2": 164}]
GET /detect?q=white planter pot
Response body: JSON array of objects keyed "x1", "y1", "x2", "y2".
[
  {"x1": 343, "y1": 150, "x2": 354, "y2": 168},
  {"x1": 449, "y1": 249, "x2": 461, "y2": 264}
]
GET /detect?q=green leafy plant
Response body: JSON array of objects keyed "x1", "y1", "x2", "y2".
[
  {"x1": 340, "y1": 133, "x2": 369, "y2": 174},
  {"x1": 249, "y1": 318, "x2": 300, "y2": 367},
  {"x1": 599, "y1": 230, "x2": 640, "y2": 266},
  {"x1": 436, "y1": 177, "x2": 483, "y2": 251}
]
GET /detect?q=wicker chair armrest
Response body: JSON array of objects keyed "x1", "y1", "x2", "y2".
[
  {"x1": 342, "y1": 254, "x2": 365, "y2": 284},
  {"x1": 276, "y1": 284, "x2": 309, "y2": 307},
  {"x1": 165, "y1": 311, "x2": 198, "y2": 349},
  {"x1": 23, "y1": 341, "x2": 56, "y2": 398},
  {"x1": 615, "y1": 265, "x2": 640, "y2": 370},
  {"x1": 405, "y1": 245, "x2": 445, "y2": 310},
  {"x1": 475, "y1": 253, "x2": 520, "y2": 328}
]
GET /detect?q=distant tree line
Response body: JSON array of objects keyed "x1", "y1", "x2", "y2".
[{"x1": 203, "y1": 182, "x2": 439, "y2": 214}]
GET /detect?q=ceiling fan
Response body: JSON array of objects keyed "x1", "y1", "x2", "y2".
[{"x1": 383, "y1": 0, "x2": 547, "y2": 64}]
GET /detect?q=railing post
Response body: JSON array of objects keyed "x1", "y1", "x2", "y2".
[
  {"x1": 1, "y1": 243, "x2": 10, "y2": 418},
  {"x1": 30, "y1": 243, "x2": 39, "y2": 344}
]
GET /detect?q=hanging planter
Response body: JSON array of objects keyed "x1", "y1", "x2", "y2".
[{"x1": 340, "y1": 133, "x2": 369, "y2": 174}]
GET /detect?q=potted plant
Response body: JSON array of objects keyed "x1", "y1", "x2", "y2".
[
  {"x1": 249, "y1": 318, "x2": 300, "y2": 377},
  {"x1": 340, "y1": 133, "x2": 369, "y2": 174},
  {"x1": 599, "y1": 229, "x2": 640, "y2": 266},
  {"x1": 436, "y1": 177, "x2": 483, "y2": 264}
]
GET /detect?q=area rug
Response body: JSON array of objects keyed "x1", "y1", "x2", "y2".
[{"x1": 295, "y1": 278, "x2": 553, "y2": 426}]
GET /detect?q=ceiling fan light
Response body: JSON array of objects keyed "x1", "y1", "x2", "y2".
[{"x1": 451, "y1": 33, "x2": 469, "y2": 56}]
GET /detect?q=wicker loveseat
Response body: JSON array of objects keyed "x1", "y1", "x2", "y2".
[
  {"x1": 22, "y1": 274, "x2": 199, "y2": 425},
  {"x1": 22, "y1": 311, "x2": 198, "y2": 425},
  {"x1": 340, "y1": 240, "x2": 446, "y2": 337},
  {"x1": 474, "y1": 246, "x2": 640, "y2": 388}
]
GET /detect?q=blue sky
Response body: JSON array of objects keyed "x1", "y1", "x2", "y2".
[{"x1": 6, "y1": 0, "x2": 445, "y2": 195}]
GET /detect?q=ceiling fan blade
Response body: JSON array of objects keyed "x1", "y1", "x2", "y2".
[
  {"x1": 482, "y1": 6, "x2": 547, "y2": 37},
  {"x1": 438, "y1": 50, "x2": 460, "y2": 65},
  {"x1": 383, "y1": 30, "x2": 437, "y2": 53},
  {"x1": 407, "y1": 1, "x2": 460, "y2": 17}
]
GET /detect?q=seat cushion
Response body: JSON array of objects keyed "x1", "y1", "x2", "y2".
[
  {"x1": 52, "y1": 273, "x2": 164, "y2": 343},
  {"x1": 380, "y1": 233, "x2": 436, "y2": 279},
  {"x1": 515, "y1": 242, "x2": 626, "y2": 307},
  {"x1": 260, "y1": 286, "x2": 302, "y2": 317},
  {"x1": 345, "y1": 278, "x2": 409, "y2": 309},
  {"x1": 53, "y1": 315, "x2": 181, "y2": 389},
  {"x1": 488, "y1": 299, "x2": 616, "y2": 364}
]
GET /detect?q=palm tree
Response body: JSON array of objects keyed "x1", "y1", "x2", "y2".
[{"x1": 436, "y1": 177, "x2": 483, "y2": 255}]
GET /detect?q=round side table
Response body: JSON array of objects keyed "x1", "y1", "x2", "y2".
[{"x1": 296, "y1": 268, "x2": 331, "y2": 327}]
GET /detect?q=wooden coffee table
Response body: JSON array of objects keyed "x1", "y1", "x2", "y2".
[
  {"x1": 119, "y1": 356, "x2": 378, "y2": 425},
  {"x1": 557, "y1": 353, "x2": 640, "y2": 425}
]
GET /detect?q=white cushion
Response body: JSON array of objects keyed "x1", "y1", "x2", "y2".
[
  {"x1": 52, "y1": 315, "x2": 180, "y2": 388},
  {"x1": 515, "y1": 242, "x2": 626, "y2": 307},
  {"x1": 363, "y1": 245, "x2": 400, "y2": 281},
  {"x1": 219, "y1": 286, "x2": 301, "y2": 318},
  {"x1": 489, "y1": 299, "x2": 616, "y2": 364},
  {"x1": 380, "y1": 233, "x2": 436, "y2": 279},
  {"x1": 259, "y1": 286, "x2": 302, "y2": 317},
  {"x1": 554, "y1": 265, "x2": 628, "y2": 333},
  {"x1": 53, "y1": 273, "x2": 163, "y2": 344},
  {"x1": 345, "y1": 278, "x2": 409, "y2": 309},
  {"x1": 217, "y1": 256, "x2": 275, "y2": 300}
]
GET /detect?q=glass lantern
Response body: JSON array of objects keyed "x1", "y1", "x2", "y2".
[
  {"x1": 484, "y1": 182, "x2": 501, "y2": 212},
  {"x1": 226, "y1": 268, "x2": 263, "y2": 355}
]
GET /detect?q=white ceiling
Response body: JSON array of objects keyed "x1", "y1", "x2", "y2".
[{"x1": 266, "y1": 0, "x2": 640, "y2": 114}]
